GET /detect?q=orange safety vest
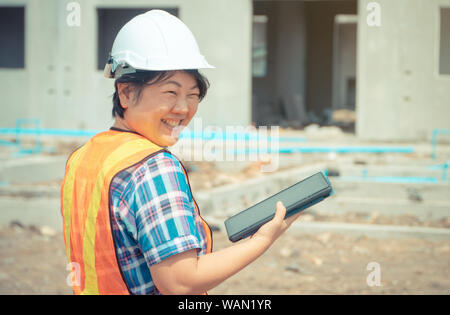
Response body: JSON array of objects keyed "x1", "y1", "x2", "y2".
[{"x1": 60, "y1": 130, "x2": 212, "y2": 295}]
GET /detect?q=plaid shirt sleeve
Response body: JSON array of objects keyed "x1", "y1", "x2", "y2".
[{"x1": 132, "y1": 151, "x2": 203, "y2": 266}]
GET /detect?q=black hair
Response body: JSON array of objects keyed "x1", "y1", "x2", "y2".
[{"x1": 112, "y1": 69, "x2": 210, "y2": 118}]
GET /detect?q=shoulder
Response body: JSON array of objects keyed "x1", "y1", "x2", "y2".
[
  {"x1": 145, "y1": 151, "x2": 185, "y2": 175},
  {"x1": 130, "y1": 150, "x2": 188, "y2": 185},
  {"x1": 111, "y1": 150, "x2": 192, "y2": 200},
  {"x1": 110, "y1": 150, "x2": 183, "y2": 193},
  {"x1": 131, "y1": 150, "x2": 191, "y2": 195}
]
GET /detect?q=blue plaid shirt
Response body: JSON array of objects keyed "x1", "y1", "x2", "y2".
[{"x1": 110, "y1": 150, "x2": 210, "y2": 295}]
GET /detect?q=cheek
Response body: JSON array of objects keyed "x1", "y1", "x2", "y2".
[
  {"x1": 136, "y1": 98, "x2": 172, "y2": 120},
  {"x1": 180, "y1": 106, "x2": 197, "y2": 127},
  {"x1": 125, "y1": 104, "x2": 164, "y2": 133},
  {"x1": 188, "y1": 102, "x2": 199, "y2": 116}
]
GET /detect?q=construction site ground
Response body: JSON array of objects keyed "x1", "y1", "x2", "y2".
[
  {"x1": 0, "y1": 222, "x2": 449, "y2": 295},
  {"x1": 0, "y1": 128, "x2": 449, "y2": 294}
]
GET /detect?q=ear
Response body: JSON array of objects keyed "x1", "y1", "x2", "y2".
[{"x1": 117, "y1": 83, "x2": 134, "y2": 109}]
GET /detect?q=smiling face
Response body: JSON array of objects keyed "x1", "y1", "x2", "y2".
[{"x1": 115, "y1": 70, "x2": 200, "y2": 147}]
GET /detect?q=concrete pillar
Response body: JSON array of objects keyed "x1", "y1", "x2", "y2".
[{"x1": 356, "y1": 0, "x2": 450, "y2": 141}]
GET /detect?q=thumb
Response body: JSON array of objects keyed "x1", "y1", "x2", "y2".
[{"x1": 273, "y1": 201, "x2": 287, "y2": 223}]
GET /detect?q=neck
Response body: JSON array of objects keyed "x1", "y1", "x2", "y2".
[{"x1": 112, "y1": 116, "x2": 133, "y2": 132}]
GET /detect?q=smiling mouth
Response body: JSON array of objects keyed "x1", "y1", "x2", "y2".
[
  {"x1": 161, "y1": 119, "x2": 182, "y2": 128},
  {"x1": 161, "y1": 119, "x2": 186, "y2": 139}
]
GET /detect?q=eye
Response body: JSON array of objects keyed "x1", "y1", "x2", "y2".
[
  {"x1": 188, "y1": 93, "x2": 200, "y2": 100},
  {"x1": 165, "y1": 90, "x2": 177, "y2": 95}
]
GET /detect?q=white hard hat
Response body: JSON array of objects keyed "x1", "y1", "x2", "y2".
[{"x1": 104, "y1": 9, "x2": 214, "y2": 78}]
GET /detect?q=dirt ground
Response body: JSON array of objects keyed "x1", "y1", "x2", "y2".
[
  {"x1": 0, "y1": 222, "x2": 449, "y2": 295},
  {"x1": 1, "y1": 138, "x2": 449, "y2": 295}
]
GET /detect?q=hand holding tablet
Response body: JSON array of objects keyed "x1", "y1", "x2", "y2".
[{"x1": 224, "y1": 172, "x2": 334, "y2": 242}]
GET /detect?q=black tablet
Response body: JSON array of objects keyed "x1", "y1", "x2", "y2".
[{"x1": 224, "y1": 171, "x2": 333, "y2": 242}]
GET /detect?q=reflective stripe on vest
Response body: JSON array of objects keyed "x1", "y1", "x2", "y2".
[{"x1": 60, "y1": 130, "x2": 212, "y2": 294}]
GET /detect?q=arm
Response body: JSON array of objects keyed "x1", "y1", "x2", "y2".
[{"x1": 150, "y1": 201, "x2": 302, "y2": 295}]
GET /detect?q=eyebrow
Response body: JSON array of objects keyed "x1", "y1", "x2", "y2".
[{"x1": 164, "y1": 80, "x2": 199, "y2": 90}]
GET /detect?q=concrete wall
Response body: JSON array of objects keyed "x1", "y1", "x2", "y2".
[
  {"x1": 356, "y1": 0, "x2": 450, "y2": 141},
  {"x1": 0, "y1": 0, "x2": 252, "y2": 131}
]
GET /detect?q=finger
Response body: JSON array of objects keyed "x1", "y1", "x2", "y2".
[
  {"x1": 284, "y1": 210, "x2": 303, "y2": 227},
  {"x1": 273, "y1": 201, "x2": 286, "y2": 223}
]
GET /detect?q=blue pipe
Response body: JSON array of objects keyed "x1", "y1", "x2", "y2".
[
  {"x1": 0, "y1": 128, "x2": 307, "y2": 142},
  {"x1": 427, "y1": 163, "x2": 449, "y2": 180},
  {"x1": 432, "y1": 129, "x2": 450, "y2": 160},
  {"x1": 339, "y1": 176, "x2": 440, "y2": 184},
  {"x1": 231, "y1": 146, "x2": 414, "y2": 154},
  {"x1": 0, "y1": 128, "x2": 100, "y2": 137},
  {"x1": 1, "y1": 129, "x2": 414, "y2": 154},
  {"x1": 0, "y1": 139, "x2": 17, "y2": 147},
  {"x1": 175, "y1": 131, "x2": 307, "y2": 142}
]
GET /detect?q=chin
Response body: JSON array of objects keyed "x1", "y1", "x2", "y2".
[{"x1": 159, "y1": 136, "x2": 179, "y2": 147}]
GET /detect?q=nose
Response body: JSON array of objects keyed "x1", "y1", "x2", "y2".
[{"x1": 172, "y1": 98, "x2": 190, "y2": 115}]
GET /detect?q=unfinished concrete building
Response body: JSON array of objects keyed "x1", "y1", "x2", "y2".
[{"x1": 0, "y1": 0, "x2": 449, "y2": 141}]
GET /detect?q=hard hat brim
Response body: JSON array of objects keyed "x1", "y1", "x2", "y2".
[{"x1": 104, "y1": 52, "x2": 215, "y2": 79}]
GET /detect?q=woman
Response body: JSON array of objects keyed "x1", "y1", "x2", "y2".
[{"x1": 61, "y1": 9, "x2": 302, "y2": 295}]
